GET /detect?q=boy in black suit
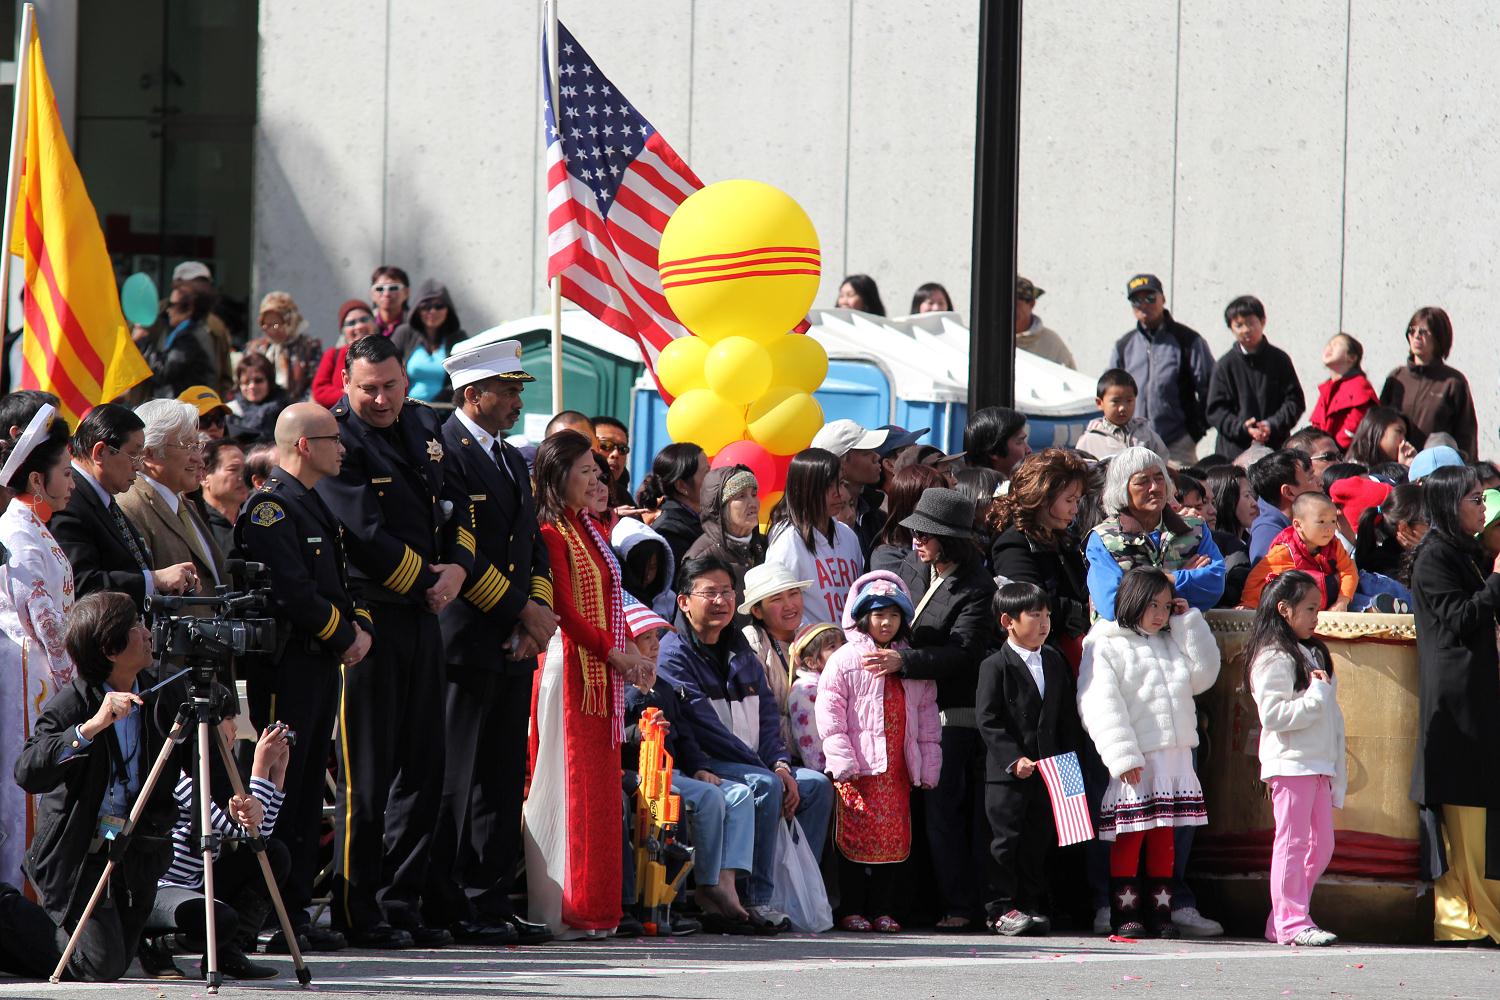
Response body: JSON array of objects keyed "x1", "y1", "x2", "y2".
[{"x1": 977, "y1": 581, "x2": 1081, "y2": 936}]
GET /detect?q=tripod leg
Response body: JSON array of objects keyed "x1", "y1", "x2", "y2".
[
  {"x1": 50, "y1": 717, "x2": 190, "y2": 983},
  {"x1": 212, "y1": 725, "x2": 312, "y2": 987},
  {"x1": 197, "y1": 721, "x2": 222, "y2": 992}
]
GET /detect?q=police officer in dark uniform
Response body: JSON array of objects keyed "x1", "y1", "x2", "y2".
[
  {"x1": 316, "y1": 335, "x2": 475, "y2": 949},
  {"x1": 422, "y1": 339, "x2": 557, "y2": 945},
  {"x1": 235, "y1": 402, "x2": 369, "y2": 953}
]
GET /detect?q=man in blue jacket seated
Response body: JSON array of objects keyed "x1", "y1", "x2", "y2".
[{"x1": 656, "y1": 555, "x2": 833, "y2": 933}]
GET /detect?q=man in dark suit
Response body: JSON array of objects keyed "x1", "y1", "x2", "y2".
[
  {"x1": 51, "y1": 404, "x2": 197, "y2": 611},
  {"x1": 977, "y1": 581, "x2": 1080, "y2": 937},
  {"x1": 315, "y1": 335, "x2": 475, "y2": 948},
  {"x1": 422, "y1": 339, "x2": 556, "y2": 945}
]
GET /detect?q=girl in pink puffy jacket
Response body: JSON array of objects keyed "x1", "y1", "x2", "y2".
[{"x1": 816, "y1": 571, "x2": 942, "y2": 933}]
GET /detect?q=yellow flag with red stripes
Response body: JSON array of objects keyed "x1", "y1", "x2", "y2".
[{"x1": 9, "y1": 20, "x2": 150, "y2": 423}]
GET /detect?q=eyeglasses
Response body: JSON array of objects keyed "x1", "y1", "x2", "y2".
[
  {"x1": 342, "y1": 315, "x2": 372, "y2": 328},
  {"x1": 911, "y1": 530, "x2": 933, "y2": 541},
  {"x1": 372, "y1": 283, "x2": 405, "y2": 294},
  {"x1": 1464, "y1": 493, "x2": 1486, "y2": 507},
  {"x1": 302, "y1": 434, "x2": 341, "y2": 444},
  {"x1": 260, "y1": 320, "x2": 287, "y2": 331},
  {"x1": 418, "y1": 303, "x2": 448, "y2": 313},
  {"x1": 107, "y1": 445, "x2": 147, "y2": 469},
  {"x1": 1130, "y1": 293, "x2": 1159, "y2": 305},
  {"x1": 1310, "y1": 451, "x2": 1341, "y2": 463},
  {"x1": 599, "y1": 441, "x2": 629, "y2": 455},
  {"x1": 688, "y1": 588, "x2": 735, "y2": 604},
  {"x1": 164, "y1": 439, "x2": 204, "y2": 456}
]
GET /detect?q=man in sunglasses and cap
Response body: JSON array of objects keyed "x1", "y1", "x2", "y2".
[{"x1": 1108, "y1": 274, "x2": 1216, "y2": 467}]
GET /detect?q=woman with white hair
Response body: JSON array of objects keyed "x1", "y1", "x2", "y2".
[
  {"x1": 116, "y1": 398, "x2": 224, "y2": 596},
  {"x1": 1083, "y1": 446, "x2": 1225, "y2": 622}
]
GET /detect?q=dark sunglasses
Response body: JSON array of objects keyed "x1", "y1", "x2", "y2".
[
  {"x1": 599, "y1": 441, "x2": 629, "y2": 455},
  {"x1": 1130, "y1": 293, "x2": 1159, "y2": 305},
  {"x1": 418, "y1": 302, "x2": 448, "y2": 312}
]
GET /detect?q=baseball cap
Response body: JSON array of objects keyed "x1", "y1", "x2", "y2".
[
  {"x1": 1126, "y1": 274, "x2": 1164, "y2": 299},
  {"x1": 1408, "y1": 445, "x2": 1464, "y2": 482},
  {"x1": 177, "y1": 385, "x2": 230, "y2": 418},
  {"x1": 1015, "y1": 276, "x2": 1045, "y2": 301},
  {"x1": 874, "y1": 424, "x2": 928, "y2": 457},
  {"x1": 811, "y1": 419, "x2": 888, "y2": 457},
  {"x1": 173, "y1": 261, "x2": 212, "y2": 283}
]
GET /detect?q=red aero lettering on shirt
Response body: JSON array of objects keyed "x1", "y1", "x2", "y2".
[{"x1": 816, "y1": 557, "x2": 859, "y2": 618}]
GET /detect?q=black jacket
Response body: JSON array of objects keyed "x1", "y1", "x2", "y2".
[
  {"x1": 1409, "y1": 533, "x2": 1500, "y2": 808},
  {"x1": 235, "y1": 466, "x2": 370, "y2": 658},
  {"x1": 316, "y1": 397, "x2": 476, "y2": 607},
  {"x1": 436, "y1": 414, "x2": 552, "y2": 673},
  {"x1": 141, "y1": 321, "x2": 214, "y2": 399},
  {"x1": 15, "y1": 673, "x2": 181, "y2": 924},
  {"x1": 989, "y1": 525, "x2": 1089, "y2": 649},
  {"x1": 51, "y1": 473, "x2": 152, "y2": 611},
  {"x1": 653, "y1": 499, "x2": 703, "y2": 571},
  {"x1": 1204, "y1": 340, "x2": 1305, "y2": 457},
  {"x1": 623, "y1": 677, "x2": 708, "y2": 777},
  {"x1": 976, "y1": 643, "x2": 1080, "y2": 783},
  {"x1": 896, "y1": 551, "x2": 997, "y2": 711}
]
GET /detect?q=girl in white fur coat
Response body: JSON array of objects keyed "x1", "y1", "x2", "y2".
[{"x1": 1078, "y1": 567, "x2": 1220, "y2": 938}]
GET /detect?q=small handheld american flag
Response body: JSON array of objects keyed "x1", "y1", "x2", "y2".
[{"x1": 1036, "y1": 751, "x2": 1095, "y2": 846}]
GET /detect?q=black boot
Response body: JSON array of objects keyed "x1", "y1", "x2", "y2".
[
  {"x1": 1143, "y1": 880, "x2": 1180, "y2": 939},
  {"x1": 1108, "y1": 877, "x2": 1145, "y2": 938}
]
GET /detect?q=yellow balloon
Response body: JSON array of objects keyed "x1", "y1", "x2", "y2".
[
  {"x1": 746, "y1": 386, "x2": 823, "y2": 456},
  {"x1": 766, "y1": 334, "x2": 829, "y2": 394},
  {"x1": 759, "y1": 490, "x2": 785, "y2": 527},
  {"x1": 656, "y1": 336, "x2": 709, "y2": 397},
  {"x1": 704, "y1": 337, "x2": 772, "y2": 405},
  {"x1": 666, "y1": 388, "x2": 746, "y2": 457},
  {"x1": 658, "y1": 179, "x2": 820, "y2": 345}
]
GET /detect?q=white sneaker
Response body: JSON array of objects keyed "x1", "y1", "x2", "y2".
[
  {"x1": 748, "y1": 905, "x2": 791, "y2": 930},
  {"x1": 1171, "y1": 906, "x2": 1224, "y2": 938},
  {"x1": 1093, "y1": 906, "x2": 1112, "y2": 935},
  {"x1": 1291, "y1": 927, "x2": 1338, "y2": 947}
]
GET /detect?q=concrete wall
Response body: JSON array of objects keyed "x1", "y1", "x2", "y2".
[{"x1": 256, "y1": 0, "x2": 1500, "y2": 457}]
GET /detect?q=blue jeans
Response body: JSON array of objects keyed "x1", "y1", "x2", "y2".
[
  {"x1": 704, "y1": 758, "x2": 833, "y2": 906},
  {"x1": 674, "y1": 772, "x2": 754, "y2": 881}
]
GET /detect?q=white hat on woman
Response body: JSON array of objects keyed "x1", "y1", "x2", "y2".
[{"x1": 741, "y1": 562, "x2": 813, "y2": 610}]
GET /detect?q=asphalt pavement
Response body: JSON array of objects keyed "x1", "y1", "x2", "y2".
[{"x1": 1, "y1": 931, "x2": 1494, "y2": 1000}]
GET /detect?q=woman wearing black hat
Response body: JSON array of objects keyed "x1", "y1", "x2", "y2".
[{"x1": 864, "y1": 486, "x2": 997, "y2": 929}]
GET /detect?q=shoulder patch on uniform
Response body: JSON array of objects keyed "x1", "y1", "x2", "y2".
[
  {"x1": 250, "y1": 501, "x2": 286, "y2": 527},
  {"x1": 405, "y1": 397, "x2": 431, "y2": 408}
]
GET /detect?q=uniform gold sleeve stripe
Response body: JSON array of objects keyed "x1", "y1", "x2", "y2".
[
  {"x1": 316, "y1": 606, "x2": 342, "y2": 642},
  {"x1": 456, "y1": 527, "x2": 476, "y2": 554},
  {"x1": 530, "y1": 575, "x2": 554, "y2": 606},
  {"x1": 383, "y1": 547, "x2": 421, "y2": 593},
  {"x1": 464, "y1": 567, "x2": 503, "y2": 611},
  {"x1": 354, "y1": 607, "x2": 373, "y2": 623}
]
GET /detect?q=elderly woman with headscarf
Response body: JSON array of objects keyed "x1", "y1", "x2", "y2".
[
  {"x1": 247, "y1": 290, "x2": 323, "y2": 401},
  {"x1": 684, "y1": 464, "x2": 764, "y2": 605},
  {"x1": 1084, "y1": 446, "x2": 1225, "y2": 622}
]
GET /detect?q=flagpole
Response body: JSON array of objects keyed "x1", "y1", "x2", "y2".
[
  {"x1": 544, "y1": 0, "x2": 565, "y2": 414},
  {"x1": 0, "y1": 3, "x2": 35, "y2": 354}
]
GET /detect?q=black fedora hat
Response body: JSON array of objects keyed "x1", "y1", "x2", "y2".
[{"x1": 899, "y1": 487, "x2": 975, "y2": 539}]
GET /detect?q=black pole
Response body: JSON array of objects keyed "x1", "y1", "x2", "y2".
[{"x1": 968, "y1": 0, "x2": 1022, "y2": 411}]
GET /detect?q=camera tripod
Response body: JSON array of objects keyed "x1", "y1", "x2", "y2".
[{"x1": 49, "y1": 677, "x2": 312, "y2": 992}]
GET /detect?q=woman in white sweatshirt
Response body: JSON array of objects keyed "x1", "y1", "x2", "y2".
[
  {"x1": 1245, "y1": 570, "x2": 1346, "y2": 948},
  {"x1": 764, "y1": 449, "x2": 864, "y2": 625}
]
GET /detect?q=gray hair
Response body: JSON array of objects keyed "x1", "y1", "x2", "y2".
[
  {"x1": 1100, "y1": 446, "x2": 1175, "y2": 515},
  {"x1": 134, "y1": 399, "x2": 201, "y2": 453}
]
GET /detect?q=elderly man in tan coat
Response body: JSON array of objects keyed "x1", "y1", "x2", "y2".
[{"x1": 117, "y1": 398, "x2": 226, "y2": 596}]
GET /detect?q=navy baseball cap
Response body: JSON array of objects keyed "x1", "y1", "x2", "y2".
[
  {"x1": 875, "y1": 424, "x2": 929, "y2": 456},
  {"x1": 1126, "y1": 274, "x2": 1164, "y2": 299}
]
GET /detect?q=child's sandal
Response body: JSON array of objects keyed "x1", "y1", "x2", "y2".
[
  {"x1": 837, "y1": 914, "x2": 873, "y2": 932},
  {"x1": 873, "y1": 915, "x2": 902, "y2": 933}
]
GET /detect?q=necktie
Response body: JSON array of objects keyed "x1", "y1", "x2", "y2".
[
  {"x1": 176, "y1": 502, "x2": 215, "y2": 585},
  {"x1": 108, "y1": 499, "x2": 149, "y2": 570},
  {"x1": 491, "y1": 440, "x2": 515, "y2": 483}
]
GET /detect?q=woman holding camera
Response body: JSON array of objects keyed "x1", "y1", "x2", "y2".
[{"x1": 16, "y1": 592, "x2": 183, "y2": 982}]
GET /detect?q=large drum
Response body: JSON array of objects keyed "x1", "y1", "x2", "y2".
[{"x1": 1193, "y1": 610, "x2": 1430, "y2": 942}]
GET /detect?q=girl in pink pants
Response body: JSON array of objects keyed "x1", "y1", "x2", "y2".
[{"x1": 1244, "y1": 571, "x2": 1347, "y2": 947}]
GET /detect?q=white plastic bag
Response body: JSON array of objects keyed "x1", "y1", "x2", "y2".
[{"x1": 768, "y1": 819, "x2": 833, "y2": 933}]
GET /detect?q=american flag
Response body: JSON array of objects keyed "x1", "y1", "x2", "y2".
[
  {"x1": 542, "y1": 21, "x2": 703, "y2": 384},
  {"x1": 1036, "y1": 751, "x2": 1095, "y2": 846}
]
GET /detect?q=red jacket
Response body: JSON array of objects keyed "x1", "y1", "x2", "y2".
[
  {"x1": 311, "y1": 344, "x2": 350, "y2": 408},
  {"x1": 1310, "y1": 371, "x2": 1378, "y2": 449}
]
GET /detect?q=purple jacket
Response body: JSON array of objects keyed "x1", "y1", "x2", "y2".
[{"x1": 816, "y1": 625, "x2": 942, "y2": 787}]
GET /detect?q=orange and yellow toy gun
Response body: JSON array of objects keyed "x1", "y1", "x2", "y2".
[{"x1": 634, "y1": 707, "x2": 694, "y2": 934}]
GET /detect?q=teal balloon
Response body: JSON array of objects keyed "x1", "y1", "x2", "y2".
[{"x1": 121, "y1": 272, "x2": 159, "y2": 326}]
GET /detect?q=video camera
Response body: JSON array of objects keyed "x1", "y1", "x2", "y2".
[{"x1": 145, "y1": 559, "x2": 278, "y2": 692}]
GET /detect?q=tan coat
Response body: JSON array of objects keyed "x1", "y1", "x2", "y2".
[{"x1": 116, "y1": 477, "x2": 227, "y2": 596}]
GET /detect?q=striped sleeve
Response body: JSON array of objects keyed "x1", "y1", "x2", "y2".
[{"x1": 249, "y1": 775, "x2": 286, "y2": 837}]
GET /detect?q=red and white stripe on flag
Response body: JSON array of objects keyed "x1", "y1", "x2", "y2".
[{"x1": 1036, "y1": 751, "x2": 1095, "y2": 847}]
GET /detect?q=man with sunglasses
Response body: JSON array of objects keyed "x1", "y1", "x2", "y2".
[
  {"x1": 1108, "y1": 274, "x2": 1216, "y2": 466},
  {"x1": 593, "y1": 415, "x2": 633, "y2": 508}
]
